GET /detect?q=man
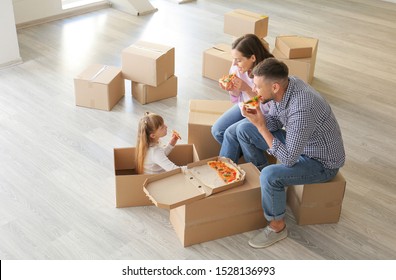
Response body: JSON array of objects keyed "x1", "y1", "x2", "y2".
[{"x1": 220, "y1": 58, "x2": 345, "y2": 248}]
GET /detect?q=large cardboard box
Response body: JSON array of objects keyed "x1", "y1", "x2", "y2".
[
  {"x1": 272, "y1": 36, "x2": 319, "y2": 84},
  {"x1": 74, "y1": 64, "x2": 125, "y2": 111},
  {"x1": 122, "y1": 41, "x2": 175, "y2": 86},
  {"x1": 224, "y1": 9, "x2": 269, "y2": 38},
  {"x1": 132, "y1": 75, "x2": 177, "y2": 105},
  {"x1": 202, "y1": 43, "x2": 233, "y2": 81},
  {"x1": 275, "y1": 36, "x2": 313, "y2": 59},
  {"x1": 188, "y1": 100, "x2": 234, "y2": 160},
  {"x1": 287, "y1": 172, "x2": 346, "y2": 225},
  {"x1": 169, "y1": 162, "x2": 266, "y2": 247},
  {"x1": 113, "y1": 144, "x2": 199, "y2": 208}
]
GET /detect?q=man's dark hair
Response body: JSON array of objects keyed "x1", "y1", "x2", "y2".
[{"x1": 252, "y1": 58, "x2": 289, "y2": 81}]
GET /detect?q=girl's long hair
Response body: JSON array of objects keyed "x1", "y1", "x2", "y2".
[{"x1": 135, "y1": 112, "x2": 164, "y2": 174}]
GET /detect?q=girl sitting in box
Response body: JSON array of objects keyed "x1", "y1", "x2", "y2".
[{"x1": 136, "y1": 112, "x2": 184, "y2": 174}]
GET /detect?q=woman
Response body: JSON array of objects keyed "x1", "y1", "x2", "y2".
[{"x1": 211, "y1": 34, "x2": 273, "y2": 163}]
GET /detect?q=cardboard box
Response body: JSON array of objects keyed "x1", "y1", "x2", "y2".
[
  {"x1": 74, "y1": 64, "x2": 125, "y2": 111},
  {"x1": 122, "y1": 41, "x2": 175, "y2": 86},
  {"x1": 287, "y1": 172, "x2": 346, "y2": 225},
  {"x1": 143, "y1": 156, "x2": 246, "y2": 209},
  {"x1": 275, "y1": 36, "x2": 313, "y2": 59},
  {"x1": 202, "y1": 43, "x2": 233, "y2": 81},
  {"x1": 132, "y1": 75, "x2": 177, "y2": 105},
  {"x1": 188, "y1": 100, "x2": 234, "y2": 160},
  {"x1": 261, "y1": 38, "x2": 270, "y2": 52},
  {"x1": 113, "y1": 144, "x2": 199, "y2": 208},
  {"x1": 169, "y1": 162, "x2": 266, "y2": 247},
  {"x1": 224, "y1": 9, "x2": 269, "y2": 38},
  {"x1": 272, "y1": 36, "x2": 319, "y2": 84}
]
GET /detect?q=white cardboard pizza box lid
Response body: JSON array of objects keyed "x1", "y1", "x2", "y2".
[{"x1": 143, "y1": 157, "x2": 246, "y2": 209}]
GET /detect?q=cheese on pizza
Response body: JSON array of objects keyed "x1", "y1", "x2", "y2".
[
  {"x1": 244, "y1": 95, "x2": 261, "y2": 109},
  {"x1": 207, "y1": 160, "x2": 241, "y2": 183},
  {"x1": 219, "y1": 73, "x2": 236, "y2": 90}
]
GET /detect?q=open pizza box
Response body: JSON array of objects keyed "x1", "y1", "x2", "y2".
[{"x1": 143, "y1": 157, "x2": 246, "y2": 209}]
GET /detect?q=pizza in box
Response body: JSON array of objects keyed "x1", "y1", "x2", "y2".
[{"x1": 187, "y1": 157, "x2": 245, "y2": 189}]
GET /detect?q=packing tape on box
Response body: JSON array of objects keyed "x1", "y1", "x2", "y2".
[
  {"x1": 90, "y1": 65, "x2": 108, "y2": 81},
  {"x1": 212, "y1": 47, "x2": 227, "y2": 53}
]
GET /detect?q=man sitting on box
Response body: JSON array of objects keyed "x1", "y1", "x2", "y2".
[{"x1": 220, "y1": 58, "x2": 345, "y2": 248}]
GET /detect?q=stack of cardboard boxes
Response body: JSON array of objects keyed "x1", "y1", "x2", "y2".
[
  {"x1": 122, "y1": 40, "x2": 177, "y2": 105},
  {"x1": 73, "y1": 40, "x2": 177, "y2": 110}
]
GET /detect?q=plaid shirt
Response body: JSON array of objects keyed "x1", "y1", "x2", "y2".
[{"x1": 266, "y1": 76, "x2": 345, "y2": 169}]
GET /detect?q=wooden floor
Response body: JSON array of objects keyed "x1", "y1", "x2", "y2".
[{"x1": 1, "y1": 0, "x2": 396, "y2": 260}]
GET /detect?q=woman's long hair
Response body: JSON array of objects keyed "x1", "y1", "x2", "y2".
[
  {"x1": 135, "y1": 112, "x2": 164, "y2": 174},
  {"x1": 232, "y1": 33, "x2": 274, "y2": 77}
]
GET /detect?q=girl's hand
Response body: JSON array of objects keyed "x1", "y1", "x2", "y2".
[
  {"x1": 169, "y1": 135, "x2": 178, "y2": 146},
  {"x1": 169, "y1": 130, "x2": 181, "y2": 146}
]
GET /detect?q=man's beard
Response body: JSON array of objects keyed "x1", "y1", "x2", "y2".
[{"x1": 261, "y1": 97, "x2": 273, "y2": 104}]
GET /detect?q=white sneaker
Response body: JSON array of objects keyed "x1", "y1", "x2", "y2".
[{"x1": 248, "y1": 226, "x2": 288, "y2": 248}]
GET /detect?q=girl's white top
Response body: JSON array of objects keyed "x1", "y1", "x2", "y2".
[{"x1": 143, "y1": 142, "x2": 185, "y2": 174}]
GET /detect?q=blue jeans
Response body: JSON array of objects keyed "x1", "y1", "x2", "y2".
[
  {"x1": 220, "y1": 120, "x2": 286, "y2": 167},
  {"x1": 260, "y1": 157, "x2": 339, "y2": 221},
  {"x1": 212, "y1": 104, "x2": 244, "y2": 145},
  {"x1": 224, "y1": 123, "x2": 339, "y2": 221}
]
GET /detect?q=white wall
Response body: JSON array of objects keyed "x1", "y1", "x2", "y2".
[
  {"x1": 12, "y1": 0, "x2": 157, "y2": 25},
  {"x1": 13, "y1": 0, "x2": 64, "y2": 25},
  {"x1": 0, "y1": 0, "x2": 21, "y2": 68}
]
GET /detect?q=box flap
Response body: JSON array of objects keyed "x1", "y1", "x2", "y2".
[
  {"x1": 143, "y1": 168, "x2": 207, "y2": 209},
  {"x1": 275, "y1": 36, "x2": 313, "y2": 59},
  {"x1": 206, "y1": 43, "x2": 231, "y2": 54},
  {"x1": 125, "y1": 41, "x2": 173, "y2": 59},
  {"x1": 77, "y1": 64, "x2": 121, "y2": 85}
]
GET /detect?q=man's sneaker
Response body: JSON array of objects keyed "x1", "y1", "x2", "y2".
[{"x1": 248, "y1": 226, "x2": 288, "y2": 248}]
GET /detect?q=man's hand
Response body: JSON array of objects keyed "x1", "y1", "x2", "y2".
[
  {"x1": 242, "y1": 105, "x2": 274, "y2": 149},
  {"x1": 242, "y1": 104, "x2": 266, "y2": 129}
]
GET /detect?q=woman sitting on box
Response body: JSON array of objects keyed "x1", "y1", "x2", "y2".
[
  {"x1": 136, "y1": 112, "x2": 184, "y2": 174},
  {"x1": 211, "y1": 34, "x2": 273, "y2": 166}
]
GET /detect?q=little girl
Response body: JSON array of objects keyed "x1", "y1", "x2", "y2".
[{"x1": 135, "y1": 112, "x2": 183, "y2": 174}]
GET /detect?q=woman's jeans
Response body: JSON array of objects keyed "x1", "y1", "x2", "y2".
[{"x1": 211, "y1": 104, "x2": 244, "y2": 145}]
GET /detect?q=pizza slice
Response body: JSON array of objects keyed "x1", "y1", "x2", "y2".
[
  {"x1": 243, "y1": 95, "x2": 262, "y2": 109},
  {"x1": 219, "y1": 73, "x2": 236, "y2": 91},
  {"x1": 171, "y1": 129, "x2": 181, "y2": 140}
]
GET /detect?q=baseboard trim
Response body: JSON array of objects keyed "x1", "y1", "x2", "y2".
[
  {"x1": 0, "y1": 58, "x2": 23, "y2": 70},
  {"x1": 16, "y1": 2, "x2": 111, "y2": 30}
]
